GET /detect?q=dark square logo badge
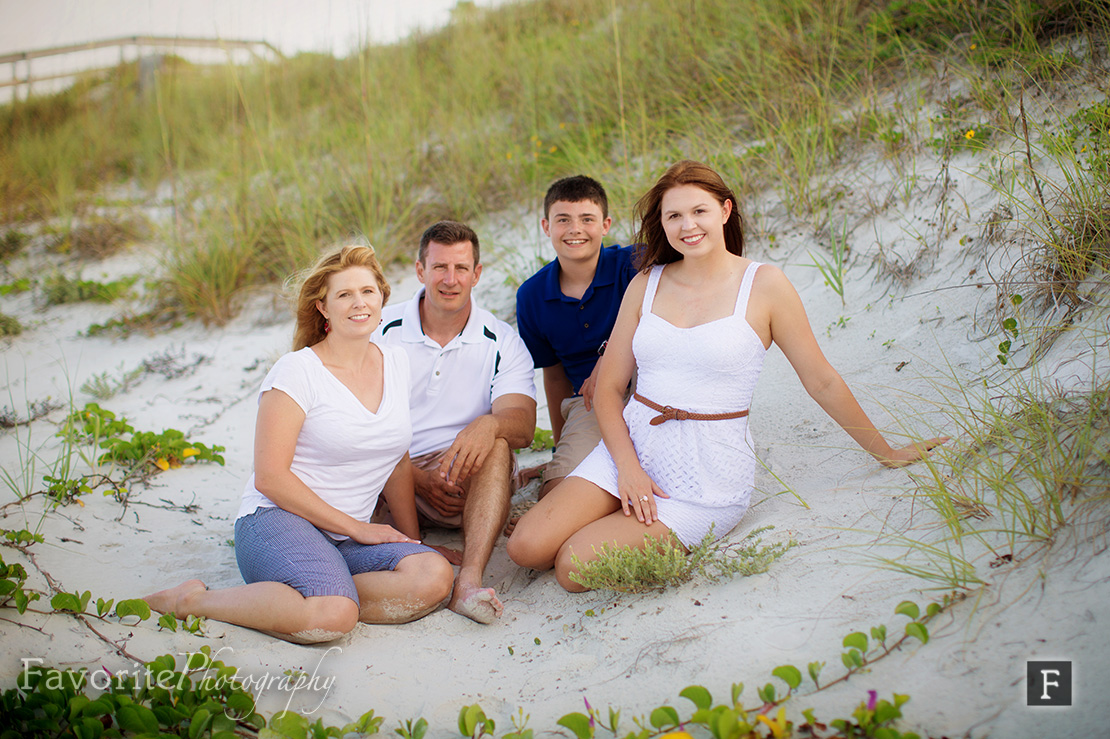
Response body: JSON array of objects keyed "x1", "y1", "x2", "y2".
[{"x1": 1027, "y1": 661, "x2": 1072, "y2": 706}]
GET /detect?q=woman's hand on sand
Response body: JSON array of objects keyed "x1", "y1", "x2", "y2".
[
  {"x1": 351, "y1": 523, "x2": 421, "y2": 546},
  {"x1": 877, "y1": 436, "x2": 950, "y2": 468},
  {"x1": 616, "y1": 464, "x2": 669, "y2": 524}
]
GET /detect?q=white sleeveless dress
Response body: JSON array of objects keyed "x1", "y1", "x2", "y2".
[{"x1": 568, "y1": 261, "x2": 767, "y2": 547}]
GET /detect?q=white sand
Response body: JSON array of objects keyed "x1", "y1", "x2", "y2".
[{"x1": 2, "y1": 96, "x2": 1109, "y2": 737}]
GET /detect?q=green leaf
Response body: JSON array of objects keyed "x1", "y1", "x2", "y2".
[
  {"x1": 50, "y1": 592, "x2": 82, "y2": 613},
  {"x1": 870, "y1": 625, "x2": 887, "y2": 643},
  {"x1": 459, "y1": 705, "x2": 482, "y2": 737},
  {"x1": 189, "y1": 708, "x2": 214, "y2": 739},
  {"x1": 157, "y1": 613, "x2": 178, "y2": 631},
  {"x1": 556, "y1": 713, "x2": 593, "y2": 739},
  {"x1": 905, "y1": 622, "x2": 929, "y2": 644},
  {"x1": 711, "y1": 707, "x2": 741, "y2": 739},
  {"x1": 96, "y1": 597, "x2": 114, "y2": 617},
  {"x1": 648, "y1": 706, "x2": 679, "y2": 729},
  {"x1": 114, "y1": 598, "x2": 152, "y2": 621},
  {"x1": 1011, "y1": 294, "x2": 1023, "y2": 306},
  {"x1": 757, "y1": 683, "x2": 776, "y2": 704},
  {"x1": 116, "y1": 704, "x2": 159, "y2": 734},
  {"x1": 925, "y1": 602, "x2": 942, "y2": 618},
  {"x1": 893, "y1": 601, "x2": 920, "y2": 620},
  {"x1": 771, "y1": 665, "x2": 802, "y2": 691},
  {"x1": 268, "y1": 710, "x2": 309, "y2": 739},
  {"x1": 807, "y1": 661, "x2": 823, "y2": 686},
  {"x1": 680, "y1": 685, "x2": 713, "y2": 711},
  {"x1": 730, "y1": 682, "x2": 744, "y2": 706},
  {"x1": 842, "y1": 632, "x2": 868, "y2": 652}
]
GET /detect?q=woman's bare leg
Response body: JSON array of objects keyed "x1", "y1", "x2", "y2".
[
  {"x1": 143, "y1": 579, "x2": 359, "y2": 644},
  {"x1": 555, "y1": 510, "x2": 679, "y2": 592},
  {"x1": 507, "y1": 476, "x2": 622, "y2": 571},
  {"x1": 351, "y1": 552, "x2": 454, "y2": 624}
]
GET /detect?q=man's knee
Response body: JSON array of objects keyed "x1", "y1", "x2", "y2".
[{"x1": 469, "y1": 438, "x2": 512, "y2": 491}]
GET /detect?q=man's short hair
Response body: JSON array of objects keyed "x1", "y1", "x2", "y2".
[
  {"x1": 543, "y1": 175, "x2": 609, "y2": 221},
  {"x1": 419, "y1": 221, "x2": 480, "y2": 265}
]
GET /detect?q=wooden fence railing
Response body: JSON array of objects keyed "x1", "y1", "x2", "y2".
[{"x1": 0, "y1": 35, "x2": 283, "y2": 95}]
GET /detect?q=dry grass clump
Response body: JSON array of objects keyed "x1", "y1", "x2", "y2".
[
  {"x1": 65, "y1": 217, "x2": 150, "y2": 259},
  {"x1": 1035, "y1": 206, "x2": 1110, "y2": 309},
  {"x1": 0, "y1": 312, "x2": 22, "y2": 337},
  {"x1": 568, "y1": 526, "x2": 795, "y2": 593},
  {"x1": 0, "y1": 229, "x2": 29, "y2": 261}
]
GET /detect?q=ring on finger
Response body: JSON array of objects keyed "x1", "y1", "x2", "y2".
[{"x1": 640, "y1": 495, "x2": 649, "y2": 502}]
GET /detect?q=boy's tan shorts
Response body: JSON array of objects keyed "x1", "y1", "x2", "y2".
[{"x1": 546, "y1": 396, "x2": 604, "y2": 481}]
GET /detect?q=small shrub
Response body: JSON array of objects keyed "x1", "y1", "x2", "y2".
[
  {"x1": 0, "y1": 312, "x2": 22, "y2": 337},
  {"x1": 0, "y1": 229, "x2": 29, "y2": 260},
  {"x1": 49, "y1": 217, "x2": 149, "y2": 259},
  {"x1": 0, "y1": 277, "x2": 32, "y2": 296},
  {"x1": 569, "y1": 526, "x2": 796, "y2": 593},
  {"x1": 42, "y1": 273, "x2": 137, "y2": 305}
]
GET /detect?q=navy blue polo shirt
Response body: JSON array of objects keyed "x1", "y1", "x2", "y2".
[{"x1": 516, "y1": 245, "x2": 638, "y2": 393}]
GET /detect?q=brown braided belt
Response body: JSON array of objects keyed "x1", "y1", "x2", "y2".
[{"x1": 633, "y1": 392, "x2": 749, "y2": 426}]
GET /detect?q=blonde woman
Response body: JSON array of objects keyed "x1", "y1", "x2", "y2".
[{"x1": 146, "y1": 245, "x2": 453, "y2": 642}]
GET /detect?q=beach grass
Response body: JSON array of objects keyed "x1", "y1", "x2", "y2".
[{"x1": 2, "y1": 0, "x2": 1104, "y2": 321}]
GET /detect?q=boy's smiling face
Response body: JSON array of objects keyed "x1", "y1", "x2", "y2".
[{"x1": 542, "y1": 199, "x2": 612, "y2": 266}]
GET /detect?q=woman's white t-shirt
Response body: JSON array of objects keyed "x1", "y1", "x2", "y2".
[{"x1": 236, "y1": 345, "x2": 413, "y2": 539}]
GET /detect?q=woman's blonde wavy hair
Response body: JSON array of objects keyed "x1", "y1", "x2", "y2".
[{"x1": 291, "y1": 244, "x2": 390, "y2": 351}]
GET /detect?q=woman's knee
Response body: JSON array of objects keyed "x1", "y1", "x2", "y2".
[
  {"x1": 396, "y1": 552, "x2": 455, "y2": 605},
  {"x1": 296, "y1": 596, "x2": 359, "y2": 641},
  {"x1": 506, "y1": 519, "x2": 556, "y2": 570},
  {"x1": 553, "y1": 544, "x2": 589, "y2": 593}
]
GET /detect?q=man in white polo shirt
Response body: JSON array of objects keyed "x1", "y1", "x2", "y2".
[{"x1": 373, "y1": 221, "x2": 537, "y2": 624}]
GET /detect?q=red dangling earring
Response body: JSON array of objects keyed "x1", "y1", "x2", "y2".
[{"x1": 323, "y1": 319, "x2": 331, "y2": 334}]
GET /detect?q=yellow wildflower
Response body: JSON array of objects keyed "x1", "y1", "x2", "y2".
[
  {"x1": 506, "y1": 152, "x2": 513, "y2": 160},
  {"x1": 970, "y1": 43, "x2": 977, "y2": 50},
  {"x1": 965, "y1": 129, "x2": 975, "y2": 139},
  {"x1": 154, "y1": 457, "x2": 170, "y2": 471},
  {"x1": 559, "y1": 122, "x2": 566, "y2": 129},
  {"x1": 77, "y1": 498, "x2": 85, "y2": 507},
  {"x1": 182, "y1": 448, "x2": 199, "y2": 458},
  {"x1": 756, "y1": 707, "x2": 788, "y2": 738},
  {"x1": 659, "y1": 733, "x2": 694, "y2": 739},
  {"x1": 549, "y1": 146, "x2": 557, "y2": 153}
]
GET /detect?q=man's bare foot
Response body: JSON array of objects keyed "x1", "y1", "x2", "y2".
[
  {"x1": 143, "y1": 579, "x2": 207, "y2": 615},
  {"x1": 448, "y1": 583, "x2": 503, "y2": 624}
]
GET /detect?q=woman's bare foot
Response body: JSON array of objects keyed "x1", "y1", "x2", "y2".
[
  {"x1": 143, "y1": 579, "x2": 207, "y2": 616},
  {"x1": 448, "y1": 584, "x2": 503, "y2": 624}
]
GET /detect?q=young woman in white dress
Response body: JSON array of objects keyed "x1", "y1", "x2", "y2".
[{"x1": 508, "y1": 161, "x2": 946, "y2": 592}]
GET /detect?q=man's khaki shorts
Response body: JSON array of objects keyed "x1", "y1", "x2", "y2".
[
  {"x1": 546, "y1": 396, "x2": 604, "y2": 481},
  {"x1": 383, "y1": 447, "x2": 520, "y2": 530}
]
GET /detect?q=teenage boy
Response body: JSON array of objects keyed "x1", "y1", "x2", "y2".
[{"x1": 515, "y1": 175, "x2": 637, "y2": 499}]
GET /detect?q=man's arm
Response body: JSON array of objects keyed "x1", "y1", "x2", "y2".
[
  {"x1": 542, "y1": 363, "x2": 574, "y2": 444},
  {"x1": 437, "y1": 393, "x2": 537, "y2": 485}
]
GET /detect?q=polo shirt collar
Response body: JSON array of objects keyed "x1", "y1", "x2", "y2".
[
  {"x1": 542, "y1": 246, "x2": 619, "y2": 303},
  {"x1": 401, "y1": 287, "x2": 485, "y2": 345}
]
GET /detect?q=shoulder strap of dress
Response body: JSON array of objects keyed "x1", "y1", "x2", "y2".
[
  {"x1": 642, "y1": 264, "x2": 664, "y2": 313},
  {"x1": 735, "y1": 261, "x2": 762, "y2": 314}
]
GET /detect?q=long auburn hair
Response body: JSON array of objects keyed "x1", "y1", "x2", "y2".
[
  {"x1": 633, "y1": 160, "x2": 745, "y2": 271},
  {"x1": 292, "y1": 245, "x2": 390, "y2": 351}
]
